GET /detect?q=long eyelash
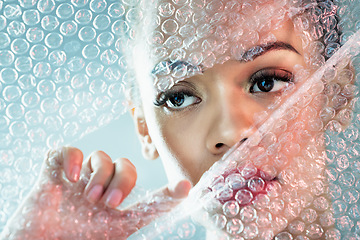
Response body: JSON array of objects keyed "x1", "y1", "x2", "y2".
[
  {"x1": 153, "y1": 90, "x2": 194, "y2": 107},
  {"x1": 249, "y1": 69, "x2": 293, "y2": 93},
  {"x1": 154, "y1": 92, "x2": 168, "y2": 106}
]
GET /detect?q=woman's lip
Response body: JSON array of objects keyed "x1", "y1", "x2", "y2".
[{"x1": 209, "y1": 167, "x2": 278, "y2": 205}]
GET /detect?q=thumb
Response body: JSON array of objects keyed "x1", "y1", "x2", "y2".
[{"x1": 164, "y1": 179, "x2": 192, "y2": 199}]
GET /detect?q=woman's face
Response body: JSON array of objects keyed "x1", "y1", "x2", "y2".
[
  {"x1": 135, "y1": 17, "x2": 310, "y2": 185},
  {"x1": 129, "y1": 1, "x2": 356, "y2": 238}
]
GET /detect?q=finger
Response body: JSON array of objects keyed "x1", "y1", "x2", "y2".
[
  {"x1": 61, "y1": 146, "x2": 84, "y2": 182},
  {"x1": 163, "y1": 180, "x2": 192, "y2": 199},
  {"x1": 102, "y1": 158, "x2": 137, "y2": 208},
  {"x1": 43, "y1": 147, "x2": 83, "y2": 184},
  {"x1": 84, "y1": 151, "x2": 115, "y2": 204}
]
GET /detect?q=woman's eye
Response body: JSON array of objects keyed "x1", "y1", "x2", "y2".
[
  {"x1": 155, "y1": 91, "x2": 200, "y2": 110},
  {"x1": 250, "y1": 69, "x2": 293, "y2": 93},
  {"x1": 166, "y1": 92, "x2": 198, "y2": 109},
  {"x1": 252, "y1": 77, "x2": 289, "y2": 93}
]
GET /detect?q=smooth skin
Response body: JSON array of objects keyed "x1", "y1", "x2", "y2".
[{"x1": 133, "y1": 19, "x2": 307, "y2": 185}]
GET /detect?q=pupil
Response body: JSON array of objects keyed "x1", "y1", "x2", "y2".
[
  {"x1": 258, "y1": 78, "x2": 274, "y2": 92},
  {"x1": 171, "y1": 93, "x2": 184, "y2": 106}
]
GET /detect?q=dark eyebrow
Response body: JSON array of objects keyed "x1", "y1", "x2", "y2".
[
  {"x1": 240, "y1": 41, "x2": 300, "y2": 62},
  {"x1": 152, "y1": 42, "x2": 299, "y2": 74}
]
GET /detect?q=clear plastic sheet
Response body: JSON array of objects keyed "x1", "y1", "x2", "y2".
[
  {"x1": 1, "y1": 0, "x2": 360, "y2": 239},
  {"x1": 0, "y1": 0, "x2": 129, "y2": 233}
]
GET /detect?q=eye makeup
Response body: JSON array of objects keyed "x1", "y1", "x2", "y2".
[
  {"x1": 249, "y1": 68, "x2": 293, "y2": 93},
  {"x1": 153, "y1": 83, "x2": 201, "y2": 110}
]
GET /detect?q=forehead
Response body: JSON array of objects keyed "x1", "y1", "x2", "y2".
[
  {"x1": 132, "y1": 0, "x2": 304, "y2": 89},
  {"x1": 144, "y1": 0, "x2": 292, "y2": 57}
]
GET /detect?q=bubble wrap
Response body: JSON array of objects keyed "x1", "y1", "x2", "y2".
[
  {"x1": 0, "y1": 0, "x2": 129, "y2": 233},
  {"x1": 1, "y1": 0, "x2": 360, "y2": 239},
  {"x1": 129, "y1": 27, "x2": 360, "y2": 239}
]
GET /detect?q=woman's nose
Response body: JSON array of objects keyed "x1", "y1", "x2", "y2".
[{"x1": 205, "y1": 94, "x2": 262, "y2": 155}]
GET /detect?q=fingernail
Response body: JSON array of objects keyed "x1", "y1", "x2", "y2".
[
  {"x1": 106, "y1": 189, "x2": 123, "y2": 208},
  {"x1": 174, "y1": 180, "x2": 192, "y2": 198},
  {"x1": 71, "y1": 165, "x2": 80, "y2": 181},
  {"x1": 87, "y1": 185, "x2": 103, "y2": 203}
]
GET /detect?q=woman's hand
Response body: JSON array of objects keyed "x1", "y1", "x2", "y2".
[
  {"x1": 1, "y1": 146, "x2": 191, "y2": 239},
  {"x1": 63, "y1": 147, "x2": 137, "y2": 208}
]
